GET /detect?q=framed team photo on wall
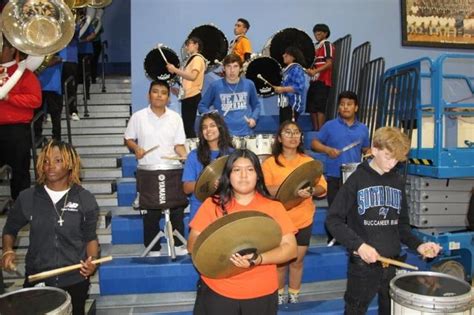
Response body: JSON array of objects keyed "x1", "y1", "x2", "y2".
[{"x1": 401, "y1": 0, "x2": 474, "y2": 49}]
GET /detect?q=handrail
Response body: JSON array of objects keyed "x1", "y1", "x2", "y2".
[
  {"x1": 63, "y1": 75, "x2": 75, "y2": 144},
  {"x1": 101, "y1": 40, "x2": 108, "y2": 93},
  {"x1": 81, "y1": 55, "x2": 91, "y2": 118},
  {"x1": 30, "y1": 110, "x2": 46, "y2": 180}
]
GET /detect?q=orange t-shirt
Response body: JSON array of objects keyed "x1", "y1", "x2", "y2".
[
  {"x1": 233, "y1": 36, "x2": 252, "y2": 61},
  {"x1": 262, "y1": 154, "x2": 327, "y2": 229},
  {"x1": 189, "y1": 193, "x2": 296, "y2": 299}
]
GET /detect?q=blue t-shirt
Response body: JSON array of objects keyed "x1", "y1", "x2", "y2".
[
  {"x1": 281, "y1": 63, "x2": 305, "y2": 114},
  {"x1": 38, "y1": 61, "x2": 63, "y2": 94},
  {"x1": 60, "y1": 27, "x2": 79, "y2": 63},
  {"x1": 198, "y1": 78, "x2": 261, "y2": 136},
  {"x1": 182, "y1": 149, "x2": 221, "y2": 220},
  {"x1": 316, "y1": 116, "x2": 370, "y2": 177}
]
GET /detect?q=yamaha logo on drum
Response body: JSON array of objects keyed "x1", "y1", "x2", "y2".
[{"x1": 158, "y1": 174, "x2": 167, "y2": 204}]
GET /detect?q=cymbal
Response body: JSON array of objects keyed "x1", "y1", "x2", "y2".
[
  {"x1": 275, "y1": 160, "x2": 323, "y2": 210},
  {"x1": 194, "y1": 155, "x2": 228, "y2": 202},
  {"x1": 192, "y1": 211, "x2": 282, "y2": 279}
]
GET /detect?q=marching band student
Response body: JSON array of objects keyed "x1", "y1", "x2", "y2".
[
  {"x1": 198, "y1": 54, "x2": 261, "y2": 137},
  {"x1": 229, "y1": 18, "x2": 253, "y2": 62},
  {"x1": 0, "y1": 37, "x2": 42, "y2": 202},
  {"x1": 2, "y1": 140, "x2": 99, "y2": 315},
  {"x1": 182, "y1": 112, "x2": 234, "y2": 220},
  {"x1": 166, "y1": 36, "x2": 206, "y2": 138},
  {"x1": 273, "y1": 46, "x2": 306, "y2": 124},
  {"x1": 262, "y1": 121, "x2": 327, "y2": 304},
  {"x1": 326, "y1": 127, "x2": 441, "y2": 315},
  {"x1": 124, "y1": 80, "x2": 188, "y2": 256},
  {"x1": 188, "y1": 149, "x2": 297, "y2": 315}
]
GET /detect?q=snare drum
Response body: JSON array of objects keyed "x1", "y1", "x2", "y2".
[
  {"x1": 262, "y1": 28, "x2": 315, "y2": 69},
  {"x1": 0, "y1": 287, "x2": 72, "y2": 314},
  {"x1": 390, "y1": 271, "x2": 474, "y2": 314},
  {"x1": 244, "y1": 134, "x2": 275, "y2": 156},
  {"x1": 232, "y1": 136, "x2": 245, "y2": 149},
  {"x1": 136, "y1": 164, "x2": 188, "y2": 210},
  {"x1": 144, "y1": 45, "x2": 180, "y2": 83},
  {"x1": 185, "y1": 138, "x2": 199, "y2": 153},
  {"x1": 243, "y1": 55, "x2": 282, "y2": 97},
  {"x1": 341, "y1": 163, "x2": 360, "y2": 183}
]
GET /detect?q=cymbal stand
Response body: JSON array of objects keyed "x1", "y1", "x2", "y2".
[{"x1": 140, "y1": 209, "x2": 187, "y2": 260}]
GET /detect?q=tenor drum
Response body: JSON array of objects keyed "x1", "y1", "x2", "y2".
[
  {"x1": 183, "y1": 24, "x2": 228, "y2": 71},
  {"x1": 390, "y1": 271, "x2": 474, "y2": 314},
  {"x1": 136, "y1": 164, "x2": 188, "y2": 210},
  {"x1": 232, "y1": 136, "x2": 245, "y2": 149},
  {"x1": 0, "y1": 287, "x2": 72, "y2": 314},
  {"x1": 243, "y1": 55, "x2": 282, "y2": 97},
  {"x1": 341, "y1": 163, "x2": 360, "y2": 183},
  {"x1": 262, "y1": 28, "x2": 315, "y2": 69},
  {"x1": 185, "y1": 138, "x2": 199, "y2": 153},
  {"x1": 244, "y1": 134, "x2": 274, "y2": 156},
  {"x1": 144, "y1": 45, "x2": 180, "y2": 82}
]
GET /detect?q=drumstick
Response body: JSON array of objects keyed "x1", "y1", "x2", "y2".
[
  {"x1": 28, "y1": 256, "x2": 113, "y2": 282},
  {"x1": 341, "y1": 141, "x2": 361, "y2": 152},
  {"x1": 214, "y1": 59, "x2": 223, "y2": 65},
  {"x1": 256, "y1": 74, "x2": 275, "y2": 88},
  {"x1": 157, "y1": 45, "x2": 169, "y2": 64},
  {"x1": 377, "y1": 256, "x2": 419, "y2": 270},
  {"x1": 143, "y1": 145, "x2": 160, "y2": 156}
]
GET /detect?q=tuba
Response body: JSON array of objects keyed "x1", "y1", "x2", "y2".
[
  {"x1": 2, "y1": 0, "x2": 75, "y2": 56},
  {"x1": 72, "y1": 0, "x2": 88, "y2": 8}
]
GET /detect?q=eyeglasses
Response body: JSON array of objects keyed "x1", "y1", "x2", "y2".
[{"x1": 281, "y1": 130, "x2": 301, "y2": 137}]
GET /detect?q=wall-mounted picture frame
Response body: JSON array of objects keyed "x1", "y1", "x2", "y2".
[{"x1": 401, "y1": 0, "x2": 474, "y2": 49}]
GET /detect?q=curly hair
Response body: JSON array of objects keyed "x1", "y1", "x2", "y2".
[{"x1": 36, "y1": 140, "x2": 81, "y2": 186}]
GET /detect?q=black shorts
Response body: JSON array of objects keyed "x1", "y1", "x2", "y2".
[
  {"x1": 295, "y1": 223, "x2": 313, "y2": 246},
  {"x1": 306, "y1": 81, "x2": 330, "y2": 113}
]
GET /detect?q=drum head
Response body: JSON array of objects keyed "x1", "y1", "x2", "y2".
[
  {"x1": 185, "y1": 24, "x2": 228, "y2": 69},
  {"x1": 144, "y1": 46, "x2": 180, "y2": 82},
  {"x1": 244, "y1": 56, "x2": 282, "y2": 97},
  {"x1": 0, "y1": 287, "x2": 71, "y2": 314},
  {"x1": 262, "y1": 28, "x2": 314, "y2": 68},
  {"x1": 192, "y1": 211, "x2": 282, "y2": 279}
]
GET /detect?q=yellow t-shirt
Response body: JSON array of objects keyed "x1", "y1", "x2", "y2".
[
  {"x1": 183, "y1": 54, "x2": 205, "y2": 99},
  {"x1": 262, "y1": 154, "x2": 327, "y2": 229}
]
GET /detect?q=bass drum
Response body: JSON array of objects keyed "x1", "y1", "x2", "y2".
[
  {"x1": 182, "y1": 24, "x2": 228, "y2": 71},
  {"x1": 0, "y1": 287, "x2": 72, "y2": 314},
  {"x1": 144, "y1": 45, "x2": 180, "y2": 83},
  {"x1": 243, "y1": 55, "x2": 282, "y2": 97},
  {"x1": 262, "y1": 28, "x2": 315, "y2": 69}
]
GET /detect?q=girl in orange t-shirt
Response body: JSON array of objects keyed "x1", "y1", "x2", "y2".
[
  {"x1": 188, "y1": 149, "x2": 297, "y2": 315},
  {"x1": 262, "y1": 121, "x2": 327, "y2": 305}
]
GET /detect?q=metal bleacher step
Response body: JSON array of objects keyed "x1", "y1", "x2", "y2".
[
  {"x1": 74, "y1": 145, "x2": 129, "y2": 155},
  {"x1": 45, "y1": 126, "x2": 126, "y2": 135},
  {"x1": 77, "y1": 96, "x2": 131, "y2": 105},
  {"x1": 80, "y1": 155, "x2": 120, "y2": 168}
]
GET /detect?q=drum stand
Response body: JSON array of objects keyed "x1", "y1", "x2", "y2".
[{"x1": 140, "y1": 209, "x2": 187, "y2": 260}]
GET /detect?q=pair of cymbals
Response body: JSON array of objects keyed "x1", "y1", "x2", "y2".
[
  {"x1": 275, "y1": 160, "x2": 323, "y2": 210},
  {"x1": 192, "y1": 211, "x2": 282, "y2": 279},
  {"x1": 194, "y1": 155, "x2": 228, "y2": 202}
]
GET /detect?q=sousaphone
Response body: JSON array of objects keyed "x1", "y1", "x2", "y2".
[
  {"x1": 2, "y1": 0, "x2": 75, "y2": 56},
  {"x1": 87, "y1": 0, "x2": 112, "y2": 9}
]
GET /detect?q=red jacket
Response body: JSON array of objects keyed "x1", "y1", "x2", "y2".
[{"x1": 0, "y1": 63, "x2": 42, "y2": 125}]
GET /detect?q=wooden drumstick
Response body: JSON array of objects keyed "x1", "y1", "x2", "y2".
[
  {"x1": 377, "y1": 256, "x2": 419, "y2": 270},
  {"x1": 28, "y1": 256, "x2": 113, "y2": 282},
  {"x1": 143, "y1": 145, "x2": 160, "y2": 156},
  {"x1": 256, "y1": 74, "x2": 275, "y2": 88},
  {"x1": 213, "y1": 59, "x2": 223, "y2": 66},
  {"x1": 157, "y1": 45, "x2": 169, "y2": 64}
]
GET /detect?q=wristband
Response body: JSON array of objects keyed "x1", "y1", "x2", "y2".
[{"x1": 2, "y1": 250, "x2": 15, "y2": 258}]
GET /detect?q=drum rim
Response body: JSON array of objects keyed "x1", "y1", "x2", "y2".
[
  {"x1": 243, "y1": 55, "x2": 282, "y2": 97},
  {"x1": 137, "y1": 163, "x2": 183, "y2": 170},
  {"x1": 143, "y1": 45, "x2": 180, "y2": 82},
  {"x1": 0, "y1": 287, "x2": 72, "y2": 313},
  {"x1": 389, "y1": 271, "x2": 474, "y2": 312}
]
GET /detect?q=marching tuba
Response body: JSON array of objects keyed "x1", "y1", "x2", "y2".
[
  {"x1": 87, "y1": 0, "x2": 112, "y2": 9},
  {"x1": 1, "y1": 0, "x2": 75, "y2": 56}
]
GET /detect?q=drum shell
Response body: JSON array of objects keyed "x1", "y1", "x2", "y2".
[
  {"x1": 243, "y1": 55, "x2": 282, "y2": 97},
  {"x1": 136, "y1": 165, "x2": 188, "y2": 210},
  {"x1": 390, "y1": 271, "x2": 474, "y2": 314},
  {"x1": 144, "y1": 46, "x2": 180, "y2": 83},
  {"x1": 0, "y1": 287, "x2": 72, "y2": 314},
  {"x1": 341, "y1": 163, "x2": 360, "y2": 183}
]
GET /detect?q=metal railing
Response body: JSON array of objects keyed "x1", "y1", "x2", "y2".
[
  {"x1": 63, "y1": 75, "x2": 75, "y2": 144},
  {"x1": 81, "y1": 55, "x2": 91, "y2": 118},
  {"x1": 101, "y1": 40, "x2": 108, "y2": 93},
  {"x1": 30, "y1": 110, "x2": 46, "y2": 180},
  {"x1": 348, "y1": 41, "x2": 371, "y2": 93}
]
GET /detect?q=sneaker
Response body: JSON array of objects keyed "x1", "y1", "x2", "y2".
[
  {"x1": 71, "y1": 113, "x2": 80, "y2": 121},
  {"x1": 148, "y1": 251, "x2": 162, "y2": 257},
  {"x1": 278, "y1": 293, "x2": 287, "y2": 305},
  {"x1": 132, "y1": 193, "x2": 140, "y2": 210},
  {"x1": 46, "y1": 114, "x2": 52, "y2": 122},
  {"x1": 288, "y1": 293, "x2": 299, "y2": 304},
  {"x1": 174, "y1": 245, "x2": 188, "y2": 256}
]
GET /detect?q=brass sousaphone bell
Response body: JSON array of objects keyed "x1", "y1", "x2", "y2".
[
  {"x1": 2, "y1": 0, "x2": 75, "y2": 56},
  {"x1": 87, "y1": 0, "x2": 112, "y2": 9}
]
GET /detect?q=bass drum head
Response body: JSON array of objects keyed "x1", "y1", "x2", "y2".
[
  {"x1": 0, "y1": 287, "x2": 72, "y2": 315},
  {"x1": 184, "y1": 24, "x2": 228, "y2": 71},
  {"x1": 243, "y1": 56, "x2": 282, "y2": 97},
  {"x1": 144, "y1": 46, "x2": 180, "y2": 82},
  {"x1": 262, "y1": 28, "x2": 314, "y2": 69}
]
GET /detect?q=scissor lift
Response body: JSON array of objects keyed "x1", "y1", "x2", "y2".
[{"x1": 381, "y1": 53, "x2": 474, "y2": 280}]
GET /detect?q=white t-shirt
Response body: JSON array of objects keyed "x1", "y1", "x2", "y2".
[
  {"x1": 124, "y1": 106, "x2": 186, "y2": 165},
  {"x1": 44, "y1": 185, "x2": 70, "y2": 204}
]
